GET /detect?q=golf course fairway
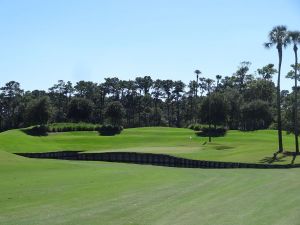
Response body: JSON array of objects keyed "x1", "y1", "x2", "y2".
[{"x1": 1, "y1": 127, "x2": 300, "y2": 225}]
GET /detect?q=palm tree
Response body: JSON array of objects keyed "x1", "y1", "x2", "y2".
[
  {"x1": 162, "y1": 80, "x2": 174, "y2": 127},
  {"x1": 194, "y1": 70, "x2": 201, "y2": 97},
  {"x1": 152, "y1": 79, "x2": 163, "y2": 126},
  {"x1": 216, "y1": 75, "x2": 222, "y2": 88},
  {"x1": 172, "y1": 81, "x2": 185, "y2": 127},
  {"x1": 288, "y1": 31, "x2": 300, "y2": 154},
  {"x1": 264, "y1": 25, "x2": 289, "y2": 153},
  {"x1": 205, "y1": 78, "x2": 214, "y2": 143}
]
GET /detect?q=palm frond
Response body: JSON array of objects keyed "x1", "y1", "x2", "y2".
[
  {"x1": 265, "y1": 25, "x2": 289, "y2": 49},
  {"x1": 264, "y1": 42, "x2": 273, "y2": 49},
  {"x1": 289, "y1": 31, "x2": 300, "y2": 44},
  {"x1": 194, "y1": 70, "x2": 201, "y2": 75}
]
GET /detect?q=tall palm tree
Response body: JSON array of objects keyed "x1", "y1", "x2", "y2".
[
  {"x1": 216, "y1": 75, "x2": 222, "y2": 88},
  {"x1": 194, "y1": 70, "x2": 201, "y2": 97},
  {"x1": 265, "y1": 25, "x2": 290, "y2": 153},
  {"x1": 162, "y1": 80, "x2": 174, "y2": 127},
  {"x1": 205, "y1": 78, "x2": 214, "y2": 143},
  {"x1": 288, "y1": 31, "x2": 300, "y2": 154}
]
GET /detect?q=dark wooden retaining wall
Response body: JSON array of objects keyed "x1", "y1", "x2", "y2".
[{"x1": 15, "y1": 151, "x2": 300, "y2": 169}]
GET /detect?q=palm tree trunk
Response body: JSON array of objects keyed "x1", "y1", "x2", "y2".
[
  {"x1": 208, "y1": 87, "x2": 212, "y2": 143},
  {"x1": 167, "y1": 95, "x2": 171, "y2": 127},
  {"x1": 294, "y1": 45, "x2": 299, "y2": 153},
  {"x1": 176, "y1": 97, "x2": 180, "y2": 127},
  {"x1": 195, "y1": 75, "x2": 198, "y2": 97},
  {"x1": 277, "y1": 47, "x2": 284, "y2": 152},
  {"x1": 154, "y1": 98, "x2": 159, "y2": 126}
]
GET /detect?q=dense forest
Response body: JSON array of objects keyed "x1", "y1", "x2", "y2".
[{"x1": 0, "y1": 61, "x2": 298, "y2": 132}]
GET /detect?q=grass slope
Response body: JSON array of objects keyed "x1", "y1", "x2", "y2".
[
  {"x1": 1, "y1": 151, "x2": 300, "y2": 225},
  {"x1": 0, "y1": 127, "x2": 298, "y2": 164}
]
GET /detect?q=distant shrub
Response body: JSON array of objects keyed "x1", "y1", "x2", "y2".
[
  {"x1": 98, "y1": 125, "x2": 123, "y2": 136},
  {"x1": 195, "y1": 127, "x2": 227, "y2": 137},
  {"x1": 188, "y1": 123, "x2": 207, "y2": 131},
  {"x1": 22, "y1": 125, "x2": 48, "y2": 136}
]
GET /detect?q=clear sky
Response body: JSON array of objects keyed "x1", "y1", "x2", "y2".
[{"x1": 0, "y1": 0, "x2": 299, "y2": 91}]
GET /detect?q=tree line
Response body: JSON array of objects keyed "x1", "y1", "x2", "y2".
[{"x1": 0, "y1": 62, "x2": 296, "y2": 131}]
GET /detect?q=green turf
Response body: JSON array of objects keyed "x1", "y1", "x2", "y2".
[
  {"x1": 1, "y1": 127, "x2": 300, "y2": 224},
  {"x1": 1, "y1": 150, "x2": 300, "y2": 225},
  {"x1": 0, "y1": 127, "x2": 299, "y2": 164}
]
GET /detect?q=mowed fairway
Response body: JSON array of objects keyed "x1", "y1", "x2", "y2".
[
  {"x1": 1, "y1": 150, "x2": 300, "y2": 225},
  {"x1": 1, "y1": 127, "x2": 300, "y2": 225}
]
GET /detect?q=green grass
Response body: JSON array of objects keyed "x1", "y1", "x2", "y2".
[
  {"x1": 1, "y1": 127, "x2": 300, "y2": 224},
  {"x1": 0, "y1": 127, "x2": 299, "y2": 164},
  {"x1": 1, "y1": 150, "x2": 300, "y2": 225}
]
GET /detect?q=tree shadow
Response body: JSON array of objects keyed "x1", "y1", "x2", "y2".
[
  {"x1": 291, "y1": 155, "x2": 297, "y2": 165},
  {"x1": 282, "y1": 151, "x2": 300, "y2": 165},
  {"x1": 214, "y1": 145, "x2": 234, "y2": 150},
  {"x1": 259, "y1": 151, "x2": 300, "y2": 164},
  {"x1": 259, "y1": 154, "x2": 286, "y2": 164}
]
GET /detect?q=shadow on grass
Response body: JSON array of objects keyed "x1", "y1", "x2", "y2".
[
  {"x1": 259, "y1": 155, "x2": 287, "y2": 164},
  {"x1": 283, "y1": 151, "x2": 300, "y2": 165},
  {"x1": 214, "y1": 145, "x2": 234, "y2": 150},
  {"x1": 260, "y1": 151, "x2": 300, "y2": 165}
]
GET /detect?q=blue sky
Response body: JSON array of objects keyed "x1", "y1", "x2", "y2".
[{"x1": 0, "y1": 0, "x2": 299, "y2": 91}]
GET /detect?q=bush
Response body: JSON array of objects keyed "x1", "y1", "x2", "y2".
[
  {"x1": 195, "y1": 127, "x2": 227, "y2": 137},
  {"x1": 188, "y1": 123, "x2": 202, "y2": 131},
  {"x1": 98, "y1": 125, "x2": 123, "y2": 136},
  {"x1": 22, "y1": 125, "x2": 48, "y2": 136}
]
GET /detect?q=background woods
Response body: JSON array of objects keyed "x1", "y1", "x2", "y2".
[{"x1": 0, "y1": 61, "x2": 298, "y2": 133}]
